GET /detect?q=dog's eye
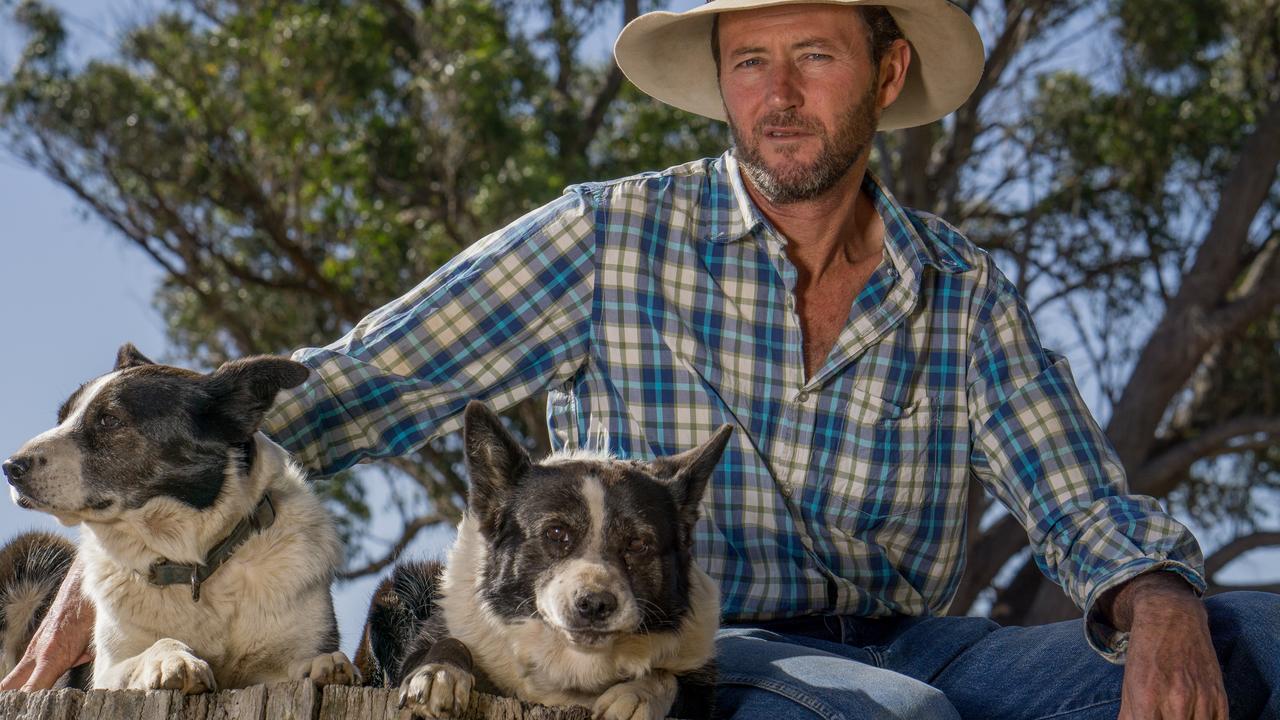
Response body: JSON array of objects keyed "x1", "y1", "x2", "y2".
[
  {"x1": 543, "y1": 524, "x2": 571, "y2": 546},
  {"x1": 627, "y1": 538, "x2": 651, "y2": 556},
  {"x1": 98, "y1": 413, "x2": 121, "y2": 429}
]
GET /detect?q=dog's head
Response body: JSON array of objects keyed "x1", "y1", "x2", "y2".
[
  {"x1": 461, "y1": 401, "x2": 731, "y2": 648},
  {"x1": 3, "y1": 343, "x2": 308, "y2": 524}
]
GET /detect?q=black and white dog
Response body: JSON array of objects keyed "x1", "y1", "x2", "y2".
[
  {"x1": 356, "y1": 402, "x2": 728, "y2": 720},
  {"x1": 2, "y1": 344, "x2": 358, "y2": 693}
]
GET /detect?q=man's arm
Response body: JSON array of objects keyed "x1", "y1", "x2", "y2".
[
  {"x1": 0, "y1": 560, "x2": 94, "y2": 691},
  {"x1": 262, "y1": 190, "x2": 598, "y2": 476},
  {"x1": 1102, "y1": 572, "x2": 1228, "y2": 719},
  {"x1": 964, "y1": 257, "x2": 1224, "y2": 715},
  {"x1": 964, "y1": 258, "x2": 1206, "y2": 654}
]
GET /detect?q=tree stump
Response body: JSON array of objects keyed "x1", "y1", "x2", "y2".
[{"x1": 0, "y1": 683, "x2": 596, "y2": 720}]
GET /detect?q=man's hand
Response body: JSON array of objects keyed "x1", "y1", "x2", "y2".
[
  {"x1": 1107, "y1": 572, "x2": 1228, "y2": 720},
  {"x1": 0, "y1": 561, "x2": 95, "y2": 691}
]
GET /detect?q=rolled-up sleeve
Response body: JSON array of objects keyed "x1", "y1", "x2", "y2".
[
  {"x1": 965, "y1": 261, "x2": 1205, "y2": 662},
  {"x1": 261, "y1": 190, "x2": 598, "y2": 477}
]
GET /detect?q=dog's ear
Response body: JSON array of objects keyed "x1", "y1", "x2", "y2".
[
  {"x1": 114, "y1": 343, "x2": 156, "y2": 370},
  {"x1": 463, "y1": 400, "x2": 531, "y2": 533},
  {"x1": 647, "y1": 424, "x2": 733, "y2": 529},
  {"x1": 204, "y1": 356, "x2": 311, "y2": 442}
]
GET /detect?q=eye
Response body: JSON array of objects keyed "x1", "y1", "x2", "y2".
[
  {"x1": 627, "y1": 538, "x2": 652, "y2": 557},
  {"x1": 543, "y1": 524, "x2": 572, "y2": 547},
  {"x1": 735, "y1": 57, "x2": 762, "y2": 70},
  {"x1": 98, "y1": 413, "x2": 121, "y2": 429}
]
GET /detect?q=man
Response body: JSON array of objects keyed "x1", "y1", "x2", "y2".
[{"x1": 5, "y1": 0, "x2": 1277, "y2": 717}]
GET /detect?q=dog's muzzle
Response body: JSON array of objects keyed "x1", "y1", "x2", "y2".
[{"x1": 574, "y1": 590, "x2": 619, "y2": 623}]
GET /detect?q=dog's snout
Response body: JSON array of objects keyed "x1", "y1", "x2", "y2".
[
  {"x1": 3, "y1": 455, "x2": 33, "y2": 484},
  {"x1": 574, "y1": 590, "x2": 618, "y2": 621}
]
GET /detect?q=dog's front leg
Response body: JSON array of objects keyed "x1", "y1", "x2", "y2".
[
  {"x1": 594, "y1": 669, "x2": 678, "y2": 720},
  {"x1": 100, "y1": 638, "x2": 215, "y2": 694},
  {"x1": 398, "y1": 637, "x2": 476, "y2": 719}
]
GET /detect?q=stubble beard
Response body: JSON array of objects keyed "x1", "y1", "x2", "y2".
[{"x1": 731, "y1": 79, "x2": 880, "y2": 205}]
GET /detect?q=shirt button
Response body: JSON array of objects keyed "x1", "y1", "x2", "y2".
[{"x1": 796, "y1": 391, "x2": 810, "y2": 403}]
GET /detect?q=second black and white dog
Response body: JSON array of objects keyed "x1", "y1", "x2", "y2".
[
  {"x1": 357, "y1": 402, "x2": 729, "y2": 720},
  {"x1": 2, "y1": 344, "x2": 358, "y2": 692}
]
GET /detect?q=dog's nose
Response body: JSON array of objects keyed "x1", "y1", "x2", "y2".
[
  {"x1": 3, "y1": 455, "x2": 32, "y2": 484},
  {"x1": 574, "y1": 591, "x2": 618, "y2": 622}
]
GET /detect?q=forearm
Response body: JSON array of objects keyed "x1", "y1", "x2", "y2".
[{"x1": 262, "y1": 191, "x2": 597, "y2": 477}]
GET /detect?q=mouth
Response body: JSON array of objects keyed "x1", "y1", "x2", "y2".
[
  {"x1": 762, "y1": 127, "x2": 811, "y2": 140},
  {"x1": 558, "y1": 625, "x2": 619, "y2": 649}
]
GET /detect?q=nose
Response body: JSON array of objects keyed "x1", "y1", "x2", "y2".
[
  {"x1": 765, "y1": 63, "x2": 803, "y2": 111},
  {"x1": 574, "y1": 590, "x2": 618, "y2": 622},
  {"x1": 3, "y1": 455, "x2": 32, "y2": 485}
]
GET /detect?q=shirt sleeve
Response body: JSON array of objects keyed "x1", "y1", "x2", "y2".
[
  {"x1": 965, "y1": 258, "x2": 1206, "y2": 663},
  {"x1": 261, "y1": 189, "x2": 597, "y2": 477}
]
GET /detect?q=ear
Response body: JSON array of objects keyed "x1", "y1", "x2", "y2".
[
  {"x1": 114, "y1": 343, "x2": 156, "y2": 370},
  {"x1": 647, "y1": 424, "x2": 733, "y2": 529},
  {"x1": 204, "y1": 356, "x2": 310, "y2": 442},
  {"x1": 463, "y1": 400, "x2": 531, "y2": 535}
]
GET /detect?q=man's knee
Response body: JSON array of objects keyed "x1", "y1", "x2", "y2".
[
  {"x1": 1205, "y1": 590, "x2": 1280, "y2": 649},
  {"x1": 714, "y1": 629, "x2": 959, "y2": 720}
]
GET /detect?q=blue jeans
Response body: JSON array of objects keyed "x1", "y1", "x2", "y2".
[{"x1": 713, "y1": 591, "x2": 1279, "y2": 720}]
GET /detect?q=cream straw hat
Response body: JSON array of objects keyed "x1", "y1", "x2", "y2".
[{"x1": 613, "y1": 0, "x2": 984, "y2": 130}]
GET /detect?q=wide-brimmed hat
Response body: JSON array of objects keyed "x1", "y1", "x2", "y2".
[{"x1": 613, "y1": 0, "x2": 984, "y2": 131}]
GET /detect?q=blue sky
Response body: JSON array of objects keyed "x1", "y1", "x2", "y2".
[{"x1": 1, "y1": 0, "x2": 1274, "y2": 658}]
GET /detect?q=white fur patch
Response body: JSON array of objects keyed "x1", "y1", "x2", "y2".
[{"x1": 581, "y1": 475, "x2": 606, "y2": 559}]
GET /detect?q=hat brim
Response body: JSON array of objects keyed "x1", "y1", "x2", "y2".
[{"x1": 613, "y1": 0, "x2": 984, "y2": 131}]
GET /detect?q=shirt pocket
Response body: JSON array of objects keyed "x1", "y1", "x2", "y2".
[{"x1": 830, "y1": 386, "x2": 936, "y2": 526}]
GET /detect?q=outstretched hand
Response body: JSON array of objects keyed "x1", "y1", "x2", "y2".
[
  {"x1": 1111, "y1": 572, "x2": 1228, "y2": 720},
  {"x1": 0, "y1": 561, "x2": 95, "y2": 691}
]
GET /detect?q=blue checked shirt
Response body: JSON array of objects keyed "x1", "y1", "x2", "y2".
[{"x1": 264, "y1": 151, "x2": 1205, "y2": 661}]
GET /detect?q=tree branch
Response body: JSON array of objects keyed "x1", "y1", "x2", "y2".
[
  {"x1": 1106, "y1": 94, "x2": 1280, "y2": 474},
  {"x1": 338, "y1": 513, "x2": 448, "y2": 580},
  {"x1": 1132, "y1": 416, "x2": 1280, "y2": 496},
  {"x1": 1204, "y1": 531, "x2": 1280, "y2": 580}
]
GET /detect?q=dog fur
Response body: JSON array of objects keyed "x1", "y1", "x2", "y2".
[
  {"x1": 357, "y1": 401, "x2": 727, "y2": 720},
  {"x1": 3, "y1": 344, "x2": 358, "y2": 693}
]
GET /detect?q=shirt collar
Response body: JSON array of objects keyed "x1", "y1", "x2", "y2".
[{"x1": 703, "y1": 149, "x2": 972, "y2": 281}]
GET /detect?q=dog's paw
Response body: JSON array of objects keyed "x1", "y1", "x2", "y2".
[
  {"x1": 398, "y1": 663, "x2": 474, "y2": 719},
  {"x1": 133, "y1": 643, "x2": 216, "y2": 694},
  {"x1": 593, "y1": 673, "x2": 676, "y2": 720},
  {"x1": 291, "y1": 650, "x2": 362, "y2": 686}
]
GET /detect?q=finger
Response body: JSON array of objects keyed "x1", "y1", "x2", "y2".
[
  {"x1": 22, "y1": 657, "x2": 68, "y2": 692},
  {"x1": 0, "y1": 658, "x2": 35, "y2": 691}
]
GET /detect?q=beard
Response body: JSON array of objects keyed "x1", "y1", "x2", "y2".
[{"x1": 731, "y1": 78, "x2": 880, "y2": 205}]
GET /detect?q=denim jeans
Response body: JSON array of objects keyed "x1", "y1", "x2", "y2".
[{"x1": 713, "y1": 591, "x2": 1280, "y2": 720}]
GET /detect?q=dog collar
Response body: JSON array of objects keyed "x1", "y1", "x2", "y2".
[{"x1": 147, "y1": 451, "x2": 276, "y2": 602}]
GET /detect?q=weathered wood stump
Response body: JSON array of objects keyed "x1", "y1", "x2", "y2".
[{"x1": 0, "y1": 683, "x2": 594, "y2": 720}]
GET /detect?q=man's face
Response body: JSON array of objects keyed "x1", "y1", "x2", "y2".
[{"x1": 717, "y1": 4, "x2": 885, "y2": 204}]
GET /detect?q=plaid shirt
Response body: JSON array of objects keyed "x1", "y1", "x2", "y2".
[{"x1": 264, "y1": 151, "x2": 1205, "y2": 660}]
